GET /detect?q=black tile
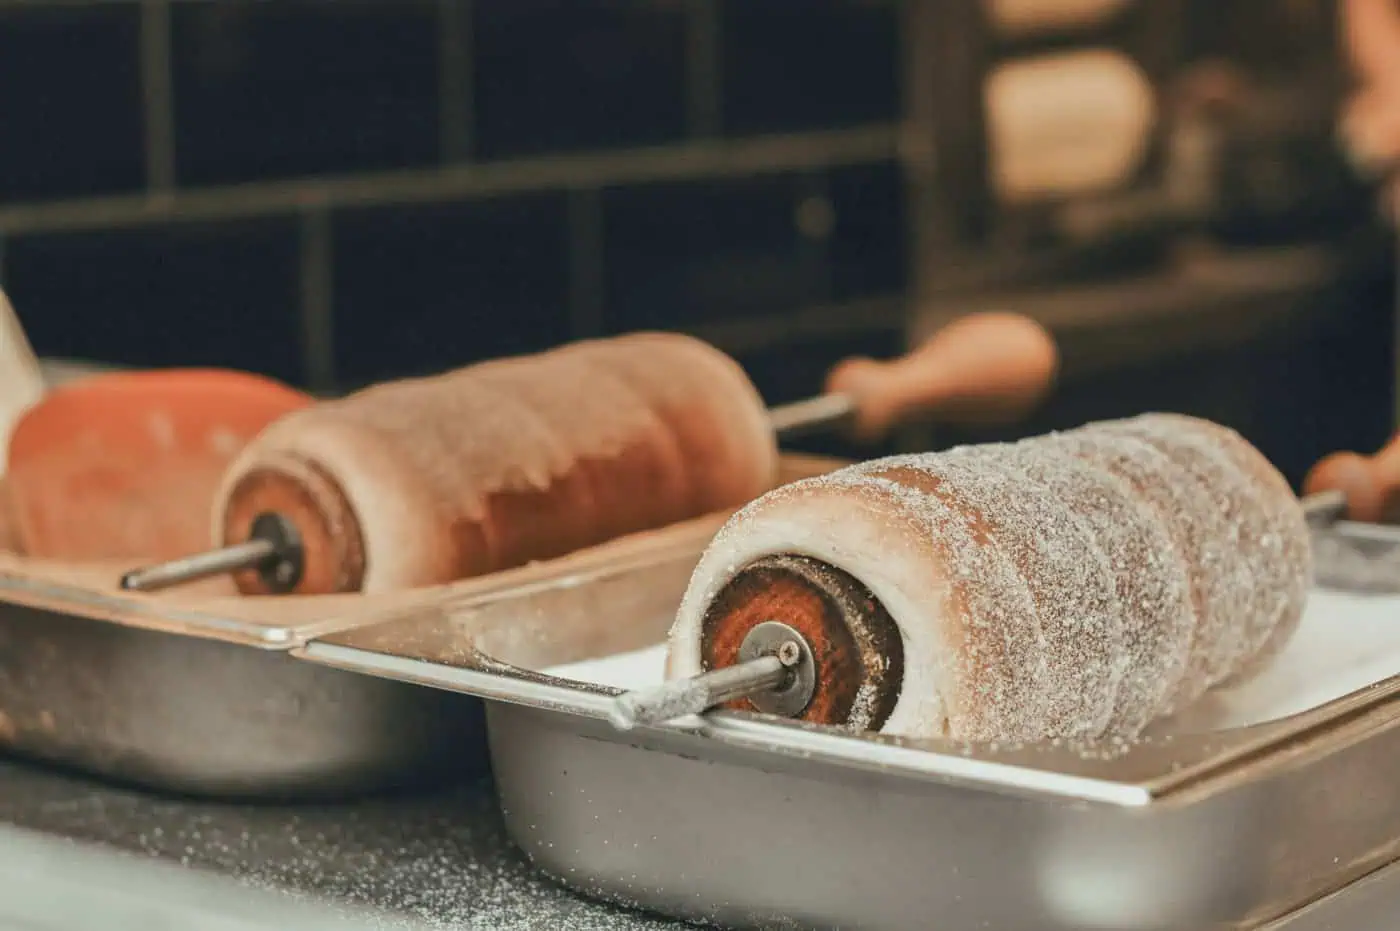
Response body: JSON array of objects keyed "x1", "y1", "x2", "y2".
[
  {"x1": 332, "y1": 195, "x2": 572, "y2": 386},
  {"x1": 828, "y1": 160, "x2": 907, "y2": 300},
  {"x1": 0, "y1": 5, "x2": 144, "y2": 204},
  {"x1": 603, "y1": 173, "x2": 829, "y2": 331},
  {"x1": 736, "y1": 329, "x2": 904, "y2": 459},
  {"x1": 171, "y1": 1, "x2": 440, "y2": 185},
  {"x1": 6, "y1": 219, "x2": 305, "y2": 384},
  {"x1": 473, "y1": 0, "x2": 687, "y2": 158},
  {"x1": 720, "y1": 0, "x2": 900, "y2": 135}
]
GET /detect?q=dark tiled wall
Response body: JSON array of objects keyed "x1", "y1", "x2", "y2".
[
  {"x1": 10, "y1": 217, "x2": 305, "y2": 384},
  {"x1": 472, "y1": 1, "x2": 690, "y2": 157},
  {"x1": 0, "y1": 5, "x2": 145, "y2": 203},
  {"x1": 170, "y1": 2, "x2": 444, "y2": 183},
  {"x1": 331, "y1": 193, "x2": 574, "y2": 385},
  {"x1": 0, "y1": 0, "x2": 907, "y2": 424}
]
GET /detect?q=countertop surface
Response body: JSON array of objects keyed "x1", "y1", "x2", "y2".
[{"x1": 0, "y1": 760, "x2": 680, "y2": 930}]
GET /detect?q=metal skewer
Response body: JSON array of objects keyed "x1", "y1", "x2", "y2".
[
  {"x1": 120, "y1": 539, "x2": 276, "y2": 592},
  {"x1": 1302, "y1": 488, "x2": 1347, "y2": 525},
  {"x1": 608, "y1": 651, "x2": 791, "y2": 731},
  {"x1": 119, "y1": 513, "x2": 303, "y2": 593},
  {"x1": 608, "y1": 621, "x2": 817, "y2": 731},
  {"x1": 766, "y1": 393, "x2": 857, "y2": 439}
]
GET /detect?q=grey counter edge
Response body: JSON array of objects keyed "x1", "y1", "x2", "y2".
[{"x1": 0, "y1": 823, "x2": 403, "y2": 931}]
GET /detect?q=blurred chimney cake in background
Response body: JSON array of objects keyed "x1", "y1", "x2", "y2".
[
  {"x1": 987, "y1": 50, "x2": 1155, "y2": 203},
  {"x1": 973, "y1": 0, "x2": 1155, "y2": 204}
]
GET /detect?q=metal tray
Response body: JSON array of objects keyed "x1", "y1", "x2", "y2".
[
  {"x1": 0, "y1": 571, "x2": 486, "y2": 800},
  {"x1": 0, "y1": 454, "x2": 838, "y2": 801},
  {"x1": 298, "y1": 524, "x2": 1400, "y2": 931},
  {"x1": 1264, "y1": 854, "x2": 1400, "y2": 931}
]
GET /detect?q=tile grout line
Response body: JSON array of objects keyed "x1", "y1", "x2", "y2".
[
  {"x1": 0, "y1": 126, "x2": 901, "y2": 237},
  {"x1": 299, "y1": 209, "x2": 336, "y2": 393},
  {"x1": 437, "y1": 0, "x2": 474, "y2": 163},
  {"x1": 139, "y1": 0, "x2": 177, "y2": 192},
  {"x1": 684, "y1": 0, "x2": 722, "y2": 139},
  {"x1": 566, "y1": 187, "x2": 606, "y2": 340}
]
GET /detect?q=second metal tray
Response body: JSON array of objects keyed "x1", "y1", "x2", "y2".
[
  {"x1": 0, "y1": 573, "x2": 485, "y2": 800},
  {"x1": 299, "y1": 525, "x2": 1400, "y2": 930}
]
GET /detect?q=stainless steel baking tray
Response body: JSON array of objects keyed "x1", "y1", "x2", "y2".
[
  {"x1": 298, "y1": 523, "x2": 1400, "y2": 931},
  {"x1": 1265, "y1": 853, "x2": 1400, "y2": 931},
  {"x1": 0, "y1": 571, "x2": 486, "y2": 800},
  {"x1": 0, "y1": 454, "x2": 838, "y2": 801}
]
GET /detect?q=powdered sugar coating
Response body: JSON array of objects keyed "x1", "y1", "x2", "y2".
[
  {"x1": 996, "y1": 438, "x2": 1192, "y2": 735},
  {"x1": 831, "y1": 467, "x2": 1041, "y2": 739},
  {"x1": 1038, "y1": 427, "x2": 1218, "y2": 712},
  {"x1": 1133, "y1": 414, "x2": 1312, "y2": 686},
  {"x1": 670, "y1": 413, "x2": 1310, "y2": 743},
  {"x1": 1103, "y1": 415, "x2": 1307, "y2": 692},
  {"x1": 855, "y1": 449, "x2": 1123, "y2": 739}
]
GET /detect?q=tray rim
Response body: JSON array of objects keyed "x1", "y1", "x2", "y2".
[
  {"x1": 0, "y1": 572, "x2": 304, "y2": 648},
  {"x1": 298, "y1": 634, "x2": 1400, "y2": 808}
]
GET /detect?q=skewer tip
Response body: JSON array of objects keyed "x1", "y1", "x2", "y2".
[{"x1": 606, "y1": 699, "x2": 640, "y2": 732}]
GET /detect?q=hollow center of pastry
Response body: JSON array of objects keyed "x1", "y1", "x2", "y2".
[
  {"x1": 221, "y1": 454, "x2": 366, "y2": 596},
  {"x1": 699, "y1": 554, "x2": 904, "y2": 731}
]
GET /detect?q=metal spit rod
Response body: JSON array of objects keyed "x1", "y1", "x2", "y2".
[
  {"x1": 120, "y1": 512, "x2": 303, "y2": 593},
  {"x1": 609, "y1": 621, "x2": 819, "y2": 731},
  {"x1": 1302, "y1": 489, "x2": 1347, "y2": 525},
  {"x1": 608, "y1": 650, "x2": 795, "y2": 732},
  {"x1": 766, "y1": 393, "x2": 857, "y2": 439},
  {"x1": 121, "y1": 539, "x2": 277, "y2": 592}
]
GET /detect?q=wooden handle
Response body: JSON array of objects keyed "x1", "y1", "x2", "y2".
[
  {"x1": 1304, "y1": 435, "x2": 1400, "y2": 524},
  {"x1": 825, "y1": 312, "x2": 1059, "y2": 443}
]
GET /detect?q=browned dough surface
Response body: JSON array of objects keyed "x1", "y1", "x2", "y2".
[{"x1": 216, "y1": 333, "x2": 777, "y2": 594}]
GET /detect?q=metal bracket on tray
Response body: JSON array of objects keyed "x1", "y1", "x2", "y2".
[{"x1": 608, "y1": 621, "x2": 817, "y2": 731}]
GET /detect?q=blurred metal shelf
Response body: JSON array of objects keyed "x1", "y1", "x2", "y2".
[{"x1": 0, "y1": 126, "x2": 900, "y2": 237}]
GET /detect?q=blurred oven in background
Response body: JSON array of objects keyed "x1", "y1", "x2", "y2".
[
  {"x1": 0, "y1": 0, "x2": 1390, "y2": 488},
  {"x1": 908, "y1": 0, "x2": 1396, "y2": 488}
]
